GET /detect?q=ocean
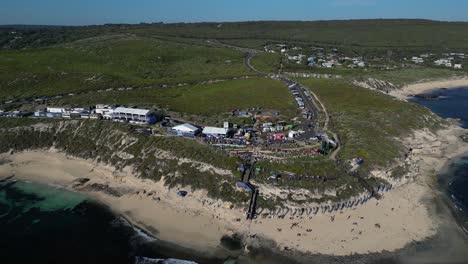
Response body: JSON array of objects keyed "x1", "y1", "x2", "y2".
[
  {"x1": 409, "y1": 86, "x2": 468, "y2": 233},
  {"x1": 0, "y1": 180, "x2": 223, "y2": 264},
  {"x1": 409, "y1": 87, "x2": 468, "y2": 128}
]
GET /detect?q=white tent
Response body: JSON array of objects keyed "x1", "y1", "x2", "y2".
[
  {"x1": 47, "y1": 107, "x2": 66, "y2": 113},
  {"x1": 202, "y1": 127, "x2": 228, "y2": 136},
  {"x1": 288, "y1": 131, "x2": 300, "y2": 138},
  {"x1": 172, "y1": 123, "x2": 199, "y2": 133}
]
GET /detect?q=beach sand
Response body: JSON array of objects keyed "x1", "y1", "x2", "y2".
[
  {"x1": 0, "y1": 150, "x2": 237, "y2": 257},
  {"x1": 1, "y1": 122, "x2": 467, "y2": 257},
  {"x1": 390, "y1": 78, "x2": 468, "y2": 100}
]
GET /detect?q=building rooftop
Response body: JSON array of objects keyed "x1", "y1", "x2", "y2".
[
  {"x1": 172, "y1": 123, "x2": 199, "y2": 133},
  {"x1": 114, "y1": 107, "x2": 151, "y2": 116},
  {"x1": 202, "y1": 127, "x2": 228, "y2": 135}
]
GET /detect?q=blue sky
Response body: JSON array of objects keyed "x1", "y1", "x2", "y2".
[{"x1": 1, "y1": 0, "x2": 468, "y2": 25}]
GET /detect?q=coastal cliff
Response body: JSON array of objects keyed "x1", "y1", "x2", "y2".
[
  {"x1": 1, "y1": 116, "x2": 467, "y2": 258},
  {"x1": 0, "y1": 119, "x2": 247, "y2": 204}
]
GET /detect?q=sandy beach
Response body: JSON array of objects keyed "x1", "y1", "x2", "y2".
[
  {"x1": 0, "y1": 150, "x2": 238, "y2": 256},
  {"x1": 390, "y1": 77, "x2": 468, "y2": 100},
  {"x1": 1, "y1": 121, "x2": 467, "y2": 257}
]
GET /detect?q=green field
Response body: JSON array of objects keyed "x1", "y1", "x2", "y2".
[
  {"x1": 4, "y1": 20, "x2": 468, "y2": 57},
  {"x1": 130, "y1": 20, "x2": 468, "y2": 50},
  {"x1": 50, "y1": 77, "x2": 296, "y2": 116},
  {"x1": 297, "y1": 78, "x2": 443, "y2": 172},
  {"x1": 249, "y1": 52, "x2": 282, "y2": 74},
  {"x1": 0, "y1": 35, "x2": 252, "y2": 101}
]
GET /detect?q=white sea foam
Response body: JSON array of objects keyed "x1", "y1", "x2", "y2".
[
  {"x1": 132, "y1": 225, "x2": 156, "y2": 242},
  {"x1": 112, "y1": 216, "x2": 156, "y2": 242},
  {"x1": 135, "y1": 256, "x2": 198, "y2": 264}
]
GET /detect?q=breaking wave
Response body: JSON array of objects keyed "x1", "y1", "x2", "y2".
[{"x1": 135, "y1": 256, "x2": 198, "y2": 264}]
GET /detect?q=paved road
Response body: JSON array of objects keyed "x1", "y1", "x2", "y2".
[{"x1": 243, "y1": 51, "x2": 318, "y2": 139}]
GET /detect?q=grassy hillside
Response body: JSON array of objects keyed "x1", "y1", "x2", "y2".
[
  {"x1": 2, "y1": 20, "x2": 467, "y2": 103},
  {"x1": 131, "y1": 20, "x2": 468, "y2": 50},
  {"x1": 250, "y1": 52, "x2": 282, "y2": 74},
  {"x1": 0, "y1": 35, "x2": 251, "y2": 101},
  {"x1": 297, "y1": 78, "x2": 443, "y2": 172},
  {"x1": 49, "y1": 77, "x2": 297, "y2": 116},
  {"x1": 3, "y1": 20, "x2": 468, "y2": 52}
]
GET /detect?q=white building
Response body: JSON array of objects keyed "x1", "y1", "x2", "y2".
[
  {"x1": 454, "y1": 64, "x2": 463, "y2": 69},
  {"x1": 434, "y1": 59, "x2": 451, "y2": 66},
  {"x1": 95, "y1": 104, "x2": 115, "y2": 119},
  {"x1": 46, "y1": 107, "x2": 66, "y2": 113},
  {"x1": 202, "y1": 127, "x2": 229, "y2": 137},
  {"x1": 113, "y1": 107, "x2": 155, "y2": 123},
  {"x1": 411, "y1": 57, "x2": 424, "y2": 63}
]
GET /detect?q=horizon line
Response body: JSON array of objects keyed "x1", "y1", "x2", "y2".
[{"x1": 2, "y1": 18, "x2": 468, "y2": 27}]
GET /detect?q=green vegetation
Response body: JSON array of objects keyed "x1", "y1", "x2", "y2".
[
  {"x1": 2, "y1": 20, "x2": 468, "y2": 103},
  {"x1": 0, "y1": 20, "x2": 460, "y2": 205},
  {"x1": 0, "y1": 35, "x2": 251, "y2": 101},
  {"x1": 250, "y1": 52, "x2": 282, "y2": 73},
  {"x1": 0, "y1": 118, "x2": 57, "y2": 128},
  {"x1": 130, "y1": 20, "x2": 468, "y2": 51},
  {"x1": 51, "y1": 77, "x2": 297, "y2": 117},
  {"x1": 0, "y1": 119, "x2": 250, "y2": 204},
  {"x1": 254, "y1": 156, "x2": 368, "y2": 205},
  {"x1": 297, "y1": 78, "x2": 443, "y2": 172}
]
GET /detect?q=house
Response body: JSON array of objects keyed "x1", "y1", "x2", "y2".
[
  {"x1": 171, "y1": 123, "x2": 200, "y2": 137},
  {"x1": 202, "y1": 126, "x2": 229, "y2": 137},
  {"x1": 113, "y1": 107, "x2": 158, "y2": 124},
  {"x1": 454, "y1": 64, "x2": 462, "y2": 69}
]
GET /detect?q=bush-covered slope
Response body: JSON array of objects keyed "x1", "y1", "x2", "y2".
[
  {"x1": 0, "y1": 35, "x2": 251, "y2": 101},
  {"x1": 297, "y1": 78, "x2": 444, "y2": 172},
  {"x1": 0, "y1": 119, "x2": 249, "y2": 203}
]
